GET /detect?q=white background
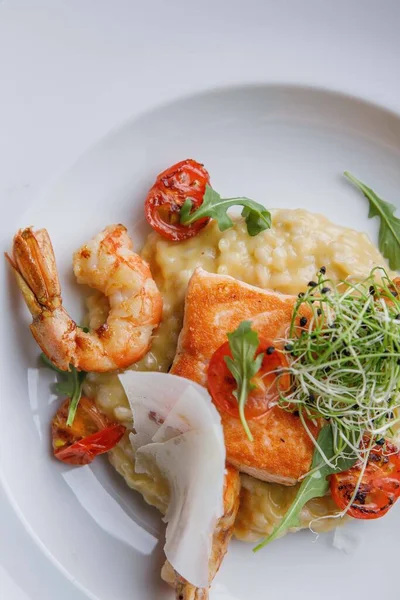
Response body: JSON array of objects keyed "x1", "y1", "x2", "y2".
[{"x1": 1, "y1": 1, "x2": 400, "y2": 598}]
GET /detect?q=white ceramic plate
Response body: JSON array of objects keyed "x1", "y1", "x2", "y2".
[
  {"x1": 2, "y1": 84, "x2": 400, "y2": 600},
  {"x1": 1, "y1": 3, "x2": 400, "y2": 600}
]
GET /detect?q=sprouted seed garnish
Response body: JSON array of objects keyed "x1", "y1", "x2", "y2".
[{"x1": 279, "y1": 267, "x2": 400, "y2": 468}]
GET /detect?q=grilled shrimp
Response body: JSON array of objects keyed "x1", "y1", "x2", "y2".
[
  {"x1": 162, "y1": 465, "x2": 241, "y2": 599},
  {"x1": 6, "y1": 224, "x2": 162, "y2": 371}
]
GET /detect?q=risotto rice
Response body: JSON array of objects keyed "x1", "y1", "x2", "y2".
[{"x1": 83, "y1": 209, "x2": 394, "y2": 541}]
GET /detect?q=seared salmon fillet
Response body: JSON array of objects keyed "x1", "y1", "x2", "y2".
[{"x1": 171, "y1": 268, "x2": 317, "y2": 485}]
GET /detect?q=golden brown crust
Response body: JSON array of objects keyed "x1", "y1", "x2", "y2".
[{"x1": 171, "y1": 268, "x2": 316, "y2": 484}]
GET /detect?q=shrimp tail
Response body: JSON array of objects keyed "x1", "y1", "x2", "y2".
[
  {"x1": 12, "y1": 227, "x2": 62, "y2": 310},
  {"x1": 161, "y1": 563, "x2": 209, "y2": 600},
  {"x1": 175, "y1": 580, "x2": 208, "y2": 599},
  {"x1": 6, "y1": 227, "x2": 76, "y2": 370},
  {"x1": 5, "y1": 252, "x2": 42, "y2": 318}
]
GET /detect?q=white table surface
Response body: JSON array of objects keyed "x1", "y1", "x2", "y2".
[{"x1": 1, "y1": 1, "x2": 399, "y2": 598}]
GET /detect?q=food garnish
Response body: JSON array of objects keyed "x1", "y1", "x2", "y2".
[
  {"x1": 254, "y1": 425, "x2": 357, "y2": 550},
  {"x1": 41, "y1": 352, "x2": 86, "y2": 426},
  {"x1": 330, "y1": 440, "x2": 400, "y2": 519},
  {"x1": 208, "y1": 321, "x2": 290, "y2": 441},
  {"x1": 345, "y1": 172, "x2": 400, "y2": 270},
  {"x1": 145, "y1": 159, "x2": 211, "y2": 241},
  {"x1": 51, "y1": 396, "x2": 125, "y2": 465},
  {"x1": 119, "y1": 371, "x2": 226, "y2": 589},
  {"x1": 280, "y1": 268, "x2": 400, "y2": 459},
  {"x1": 144, "y1": 159, "x2": 271, "y2": 241},
  {"x1": 180, "y1": 184, "x2": 272, "y2": 237},
  {"x1": 252, "y1": 267, "x2": 400, "y2": 537}
]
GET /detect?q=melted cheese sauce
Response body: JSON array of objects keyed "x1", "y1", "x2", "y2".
[{"x1": 84, "y1": 209, "x2": 392, "y2": 542}]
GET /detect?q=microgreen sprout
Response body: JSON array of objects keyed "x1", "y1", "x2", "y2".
[{"x1": 279, "y1": 267, "x2": 400, "y2": 467}]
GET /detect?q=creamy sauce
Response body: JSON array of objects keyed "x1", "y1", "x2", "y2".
[{"x1": 84, "y1": 209, "x2": 393, "y2": 542}]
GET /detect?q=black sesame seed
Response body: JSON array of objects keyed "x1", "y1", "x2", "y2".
[
  {"x1": 321, "y1": 287, "x2": 331, "y2": 294},
  {"x1": 293, "y1": 410, "x2": 299, "y2": 417},
  {"x1": 309, "y1": 393, "x2": 315, "y2": 402},
  {"x1": 319, "y1": 266, "x2": 326, "y2": 275},
  {"x1": 317, "y1": 308, "x2": 322, "y2": 316},
  {"x1": 298, "y1": 292, "x2": 305, "y2": 298},
  {"x1": 376, "y1": 438, "x2": 385, "y2": 446},
  {"x1": 300, "y1": 316, "x2": 308, "y2": 327},
  {"x1": 343, "y1": 349, "x2": 351, "y2": 357},
  {"x1": 284, "y1": 343, "x2": 294, "y2": 352},
  {"x1": 395, "y1": 314, "x2": 400, "y2": 321},
  {"x1": 391, "y1": 290, "x2": 399, "y2": 297},
  {"x1": 266, "y1": 346, "x2": 275, "y2": 355},
  {"x1": 308, "y1": 281, "x2": 318, "y2": 288},
  {"x1": 388, "y1": 412, "x2": 395, "y2": 420},
  {"x1": 369, "y1": 285, "x2": 375, "y2": 295},
  {"x1": 330, "y1": 322, "x2": 338, "y2": 329}
]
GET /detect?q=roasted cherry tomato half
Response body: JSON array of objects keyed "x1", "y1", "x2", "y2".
[
  {"x1": 52, "y1": 396, "x2": 126, "y2": 466},
  {"x1": 144, "y1": 159, "x2": 210, "y2": 241},
  {"x1": 330, "y1": 441, "x2": 400, "y2": 519},
  {"x1": 207, "y1": 340, "x2": 291, "y2": 420}
]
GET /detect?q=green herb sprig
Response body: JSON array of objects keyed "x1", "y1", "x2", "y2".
[
  {"x1": 180, "y1": 185, "x2": 271, "y2": 237},
  {"x1": 224, "y1": 321, "x2": 264, "y2": 441},
  {"x1": 41, "y1": 353, "x2": 86, "y2": 426},
  {"x1": 254, "y1": 424, "x2": 357, "y2": 551},
  {"x1": 280, "y1": 268, "x2": 400, "y2": 462},
  {"x1": 345, "y1": 172, "x2": 400, "y2": 270}
]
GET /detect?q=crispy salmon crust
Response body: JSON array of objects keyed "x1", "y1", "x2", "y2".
[{"x1": 171, "y1": 268, "x2": 317, "y2": 485}]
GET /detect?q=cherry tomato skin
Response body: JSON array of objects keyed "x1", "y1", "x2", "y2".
[
  {"x1": 54, "y1": 425, "x2": 126, "y2": 466},
  {"x1": 330, "y1": 442, "x2": 400, "y2": 519},
  {"x1": 52, "y1": 397, "x2": 126, "y2": 466},
  {"x1": 207, "y1": 341, "x2": 291, "y2": 420},
  {"x1": 144, "y1": 159, "x2": 211, "y2": 241}
]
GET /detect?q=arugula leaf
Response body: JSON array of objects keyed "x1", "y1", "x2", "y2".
[
  {"x1": 180, "y1": 185, "x2": 272, "y2": 237},
  {"x1": 54, "y1": 381, "x2": 75, "y2": 396},
  {"x1": 40, "y1": 353, "x2": 86, "y2": 426},
  {"x1": 224, "y1": 321, "x2": 264, "y2": 441},
  {"x1": 253, "y1": 425, "x2": 357, "y2": 551},
  {"x1": 345, "y1": 172, "x2": 400, "y2": 270}
]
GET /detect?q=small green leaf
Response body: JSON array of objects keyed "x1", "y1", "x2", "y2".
[
  {"x1": 345, "y1": 172, "x2": 400, "y2": 270},
  {"x1": 55, "y1": 381, "x2": 74, "y2": 396},
  {"x1": 223, "y1": 321, "x2": 264, "y2": 441},
  {"x1": 241, "y1": 205, "x2": 272, "y2": 236},
  {"x1": 180, "y1": 185, "x2": 271, "y2": 237},
  {"x1": 66, "y1": 366, "x2": 83, "y2": 426},
  {"x1": 253, "y1": 425, "x2": 357, "y2": 551},
  {"x1": 40, "y1": 352, "x2": 86, "y2": 427}
]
